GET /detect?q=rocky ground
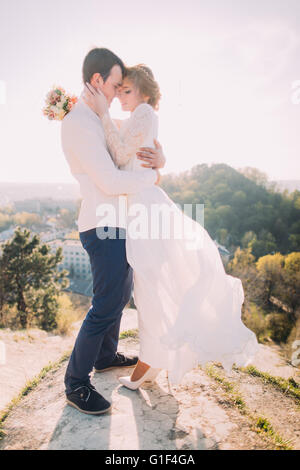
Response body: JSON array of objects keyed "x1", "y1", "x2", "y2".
[
  {"x1": 0, "y1": 308, "x2": 299, "y2": 451},
  {"x1": 0, "y1": 306, "x2": 137, "y2": 411}
]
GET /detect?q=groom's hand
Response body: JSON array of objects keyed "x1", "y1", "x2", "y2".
[
  {"x1": 155, "y1": 169, "x2": 161, "y2": 185},
  {"x1": 137, "y1": 139, "x2": 166, "y2": 169}
]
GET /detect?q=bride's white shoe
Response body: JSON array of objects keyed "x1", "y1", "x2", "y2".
[{"x1": 118, "y1": 367, "x2": 161, "y2": 390}]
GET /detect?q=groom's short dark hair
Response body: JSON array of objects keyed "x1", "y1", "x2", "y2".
[{"x1": 82, "y1": 48, "x2": 125, "y2": 84}]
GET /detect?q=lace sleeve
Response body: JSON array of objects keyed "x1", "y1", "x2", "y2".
[
  {"x1": 112, "y1": 119, "x2": 123, "y2": 130},
  {"x1": 101, "y1": 103, "x2": 154, "y2": 167}
]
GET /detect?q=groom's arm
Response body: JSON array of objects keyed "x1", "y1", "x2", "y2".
[{"x1": 64, "y1": 119, "x2": 158, "y2": 196}]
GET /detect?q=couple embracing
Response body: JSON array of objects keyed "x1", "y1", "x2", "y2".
[{"x1": 60, "y1": 47, "x2": 259, "y2": 415}]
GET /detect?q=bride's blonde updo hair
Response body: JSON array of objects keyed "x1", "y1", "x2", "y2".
[{"x1": 124, "y1": 64, "x2": 161, "y2": 110}]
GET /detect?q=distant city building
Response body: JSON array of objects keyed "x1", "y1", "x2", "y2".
[
  {"x1": 67, "y1": 278, "x2": 93, "y2": 297},
  {"x1": 14, "y1": 199, "x2": 41, "y2": 213},
  {"x1": 39, "y1": 229, "x2": 68, "y2": 242},
  {"x1": 214, "y1": 240, "x2": 231, "y2": 263},
  {"x1": 45, "y1": 218, "x2": 57, "y2": 229},
  {"x1": 48, "y1": 238, "x2": 91, "y2": 280}
]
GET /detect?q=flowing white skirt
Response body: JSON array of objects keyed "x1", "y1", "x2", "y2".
[{"x1": 125, "y1": 185, "x2": 259, "y2": 385}]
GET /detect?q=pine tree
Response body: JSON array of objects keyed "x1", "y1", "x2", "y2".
[{"x1": 0, "y1": 227, "x2": 69, "y2": 329}]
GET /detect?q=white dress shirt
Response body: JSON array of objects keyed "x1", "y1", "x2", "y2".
[{"x1": 61, "y1": 98, "x2": 157, "y2": 232}]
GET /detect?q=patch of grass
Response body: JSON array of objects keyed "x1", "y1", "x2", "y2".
[
  {"x1": 204, "y1": 363, "x2": 293, "y2": 450},
  {"x1": 238, "y1": 365, "x2": 300, "y2": 404},
  {"x1": 0, "y1": 349, "x2": 71, "y2": 441},
  {"x1": 254, "y1": 417, "x2": 294, "y2": 450},
  {"x1": 205, "y1": 364, "x2": 246, "y2": 412},
  {"x1": 12, "y1": 332, "x2": 39, "y2": 343},
  {"x1": 119, "y1": 328, "x2": 139, "y2": 340},
  {"x1": 12, "y1": 334, "x2": 24, "y2": 342}
]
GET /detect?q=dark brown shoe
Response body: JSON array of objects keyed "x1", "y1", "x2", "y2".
[
  {"x1": 66, "y1": 384, "x2": 111, "y2": 415},
  {"x1": 94, "y1": 352, "x2": 138, "y2": 372}
]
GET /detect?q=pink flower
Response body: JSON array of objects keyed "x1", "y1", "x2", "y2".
[
  {"x1": 56, "y1": 87, "x2": 65, "y2": 95},
  {"x1": 43, "y1": 86, "x2": 78, "y2": 121}
]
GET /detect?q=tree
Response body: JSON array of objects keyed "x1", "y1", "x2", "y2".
[
  {"x1": 279, "y1": 252, "x2": 300, "y2": 318},
  {"x1": 0, "y1": 256, "x2": 10, "y2": 325},
  {"x1": 226, "y1": 246, "x2": 258, "y2": 308},
  {"x1": 256, "y1": 253, "x2": 285, "y2": 307},
  {"x1": 294, "y1": 195, "x2": 300, "y2": 210},
  {"x1": 249, "y1": 230, "x2": 277, "y2": 259},
  {"x1": 216, "y1": 228, "x2": 229, "y2": 246},
  {"x1": 237, "y1": 167, "x2": 268, "y2": 187},
  {"x1": 284, "y1": 252, "x2": 300, "y2": 273},
  {"x1": 267, "y1": 313, "x2": 294, "y2": 343},
  {"x1": 228, "y1": 246, "x2": 255, "y2": 271},
  {"x1": 0, "y1": 227, "x2": 69, "y2": 329},
  {"x1": 288, "y1": 234, "x2": 300, "y2": 251},
  {"x1": 241, "y1": 231, "x2": 257, "y2": 249}
]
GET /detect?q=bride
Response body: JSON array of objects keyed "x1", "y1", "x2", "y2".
[{"x1": 82, "y1": 64, "x2": 259, "y2": 389}]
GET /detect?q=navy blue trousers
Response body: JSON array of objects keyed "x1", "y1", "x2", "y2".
[{"x1": 64, "y1": 227, "x2": 133, "y2": 394}]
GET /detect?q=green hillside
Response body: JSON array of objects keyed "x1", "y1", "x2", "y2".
[{"x1": 160, "y1": 163, "x2": 300, "y2": 258}]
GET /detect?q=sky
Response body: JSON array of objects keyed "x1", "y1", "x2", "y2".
[{"x1": 0, "y1": 0, "x2": 300, "y2": 184}]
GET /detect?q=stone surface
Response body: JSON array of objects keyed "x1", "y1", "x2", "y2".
[
  {"x1": 0, "y1": 335, "x2": 274, "y2": 451},
  {"x1": 1, "y1": 308, "x2": 299, "y2": 450},
  {"x1": 0, "y1": 308, "x2": 138, "y2": 411}
]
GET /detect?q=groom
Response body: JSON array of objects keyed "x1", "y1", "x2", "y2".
[{"x1": 61, "y1": 48, "x2": 165, "y2": 415}]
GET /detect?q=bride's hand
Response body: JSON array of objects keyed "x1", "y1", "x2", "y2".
[{"x1": 83, "y1": 83, "x2": 108, "y2": 118}]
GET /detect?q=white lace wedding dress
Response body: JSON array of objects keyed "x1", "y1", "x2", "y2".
[{"x1": 101, "y1": 103, "x2": 259, "y2": 384}]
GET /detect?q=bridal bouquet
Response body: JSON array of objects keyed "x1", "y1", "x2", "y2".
[{"x1": 42, "y1": 86, "x2": 78, "y2": 120}]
